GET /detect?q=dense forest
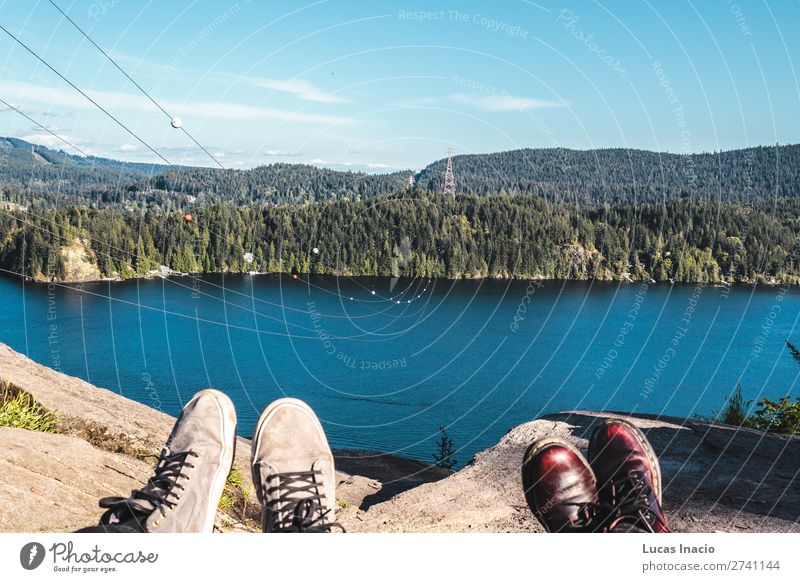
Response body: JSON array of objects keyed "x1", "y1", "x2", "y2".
[
  {"x1": 3, "y1": 137, "x2": 799, "y2": 208},
  {"x1": 1, "y1": 193, "x2": 798, "y2": 284},
  {"x1": 2, "y1": 136, "x2": 799, "y2": 284},
  {"x1": 0, "y1": 137, "x2": 172, "y2": 200},
  {"x1": 417, "y1": 145, "x2": 800, "y2": 202}
]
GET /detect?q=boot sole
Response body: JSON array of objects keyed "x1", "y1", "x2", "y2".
[
  {"x1": 588, "y1": 418, "x2": 662, "y2": 504},
  {"x1": 191, "y1": 389, "x2": 238, "y2": 533},
  {"x1": 250, "y1": 398, "x2": 335, "y2": 509},
  {"x1": 521, "y1": 437, "x2": 596, "y2": 532}
]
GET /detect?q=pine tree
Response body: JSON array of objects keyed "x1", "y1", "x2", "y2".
[{"x1": 432, "y1": 425, "x2": 457, "y2": 470}]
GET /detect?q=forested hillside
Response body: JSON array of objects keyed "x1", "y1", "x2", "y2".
[
  {"x1": 2, "y1": 137, "x2": 798, "y2": 207},
  {"x1": 0, "y1": 137, "x2": 173, "y2": 202},
  {"x1": 1, "y1": 193, "x2": 797, "y2": 284},
  {"x1": 148, "y1": 164, "x2": 409, "y2": 205},
  {"x1": 2, "y1": 137, "x2": 799, "y2": 284},
  {"x1": 416, "y1": 145, "x2": 800, "y2": 202}
]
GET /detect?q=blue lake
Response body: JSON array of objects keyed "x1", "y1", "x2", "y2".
[{"x1": 1, "y1": 274, "x2": 799, "y2": 465}]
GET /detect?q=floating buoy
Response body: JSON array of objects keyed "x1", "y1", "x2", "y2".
[
  {"x1": 183, "y1": 213, "x2": 193, "y2": 223},
  {"x1": 371, "y1": 290, "x2": 376, "y2": 295},
  {"x1": 291, "y1": 274, "x2": 298, "y2": 280},
  {"x1": 171, "y1": 117, "x2": 182, "y2": 129}
]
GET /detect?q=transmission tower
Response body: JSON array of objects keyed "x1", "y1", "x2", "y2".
[
  {"x1": 408, "y1": 173, "x2": 415, "y2": 188},
  {"x1": 443, "y1": 148, "x2": 456, "y2": 197}
]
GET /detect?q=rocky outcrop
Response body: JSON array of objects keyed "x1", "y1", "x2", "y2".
[
  {"x1": 57, "y1": 239, "x2": 103, "y2": 283},
  {"x1": 0, "y1": 343, "x2": 448, "y2": 532},
  {"x1": 1, "y1": 342, "x2": 799, "y2": 533},
  {"x1": 346, "y1": 412, "x2": 800, "y2": 532},
  {"x1": 0, "y1": 428, "x2": 154, "y2": 532}
]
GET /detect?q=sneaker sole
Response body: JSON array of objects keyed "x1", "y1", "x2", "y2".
[
  {"x1": 250, "y1": 397, "x2": 335, "y2": 507},
  {"x1": 589, "y1": 418, "x2": 662, "y2": 504},
  {"x1": 521, "y1": 437, "x2": 596, "y2": 532},
  {"x1": 191, "y1": 389, "x2": 237, "y2": 533}
]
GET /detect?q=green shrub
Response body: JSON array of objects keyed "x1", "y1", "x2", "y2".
[
  {"x1": 716, "y1": 384, "x2": 800, "y2": 436},
  {"x1": 0, "y1": 385, "x2": 57, "y2": 433},
  {"x1": 717, "y1": 383, "x2": 752, "y2": 427},
  {"x1": 749, "y1": 396, "x2": 800, "y2": 435},
  {"x1": 715, "y1": 342, "x2": 800, "y2": 436}
]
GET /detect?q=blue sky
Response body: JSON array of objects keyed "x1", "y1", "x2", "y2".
[{"x1": 1, "y1": 0, "x2": 798, "y2": 172}]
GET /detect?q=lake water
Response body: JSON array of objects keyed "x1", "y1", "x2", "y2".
[{"x1": 1, "y1": 273, "x2": 799, "y2": 465}]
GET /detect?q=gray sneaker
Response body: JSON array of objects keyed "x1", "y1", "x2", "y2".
[
  {"x1": 251, "y1": 398, "x2": 340, "y2": 532},
  {"x1": 93, "y1": 389, "x2": 237, "y2": 533}
]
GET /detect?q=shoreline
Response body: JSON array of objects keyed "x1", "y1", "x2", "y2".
[{"x1": 5, "y1": 270, "x2": 793, "y2": 288}]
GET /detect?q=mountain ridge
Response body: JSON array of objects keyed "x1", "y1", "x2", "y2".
[{"x1": 2, "y1": 136, "x2": 798, "y2": 206}]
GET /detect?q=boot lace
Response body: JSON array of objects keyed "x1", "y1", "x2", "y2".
[
  {"x1": 99, "y1": 448, "x2": 198, "y2": 526},
  {"x1": 262, "y1": 469, "x2": 345, "y2": 533},
  {"x1": 603, "y1": 470, "x2": 666, "y2": 532}
]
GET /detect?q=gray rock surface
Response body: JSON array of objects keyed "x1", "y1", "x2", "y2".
[
  {"x1": 347, "y1": 412, "x2": 800, "y2": 532},
  {"x1": 2, "y1": 342, "x2": 799, "y2": 533},
  {"x1": 0, "y1": 427, "x2": 153, "y2": 532},
  {"x1": 0, "y1": 343, "x2": 445, "y2": 532}
]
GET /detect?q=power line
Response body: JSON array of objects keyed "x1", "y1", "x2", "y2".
[
  {"x1": 0, "y1": 97, "x2": 90, "y2": 157},
  {"x1": 0, "y1": 23, "x2": 173, "y2": 165},
  {"x1": 47, "y1": 0, "x2": 226, "y2": 170},
  {"x1": 0, "y1": 97, "x2": 411, "y2": 313}
]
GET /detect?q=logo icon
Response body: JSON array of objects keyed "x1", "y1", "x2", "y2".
[{"x1": 20, "y1": 542, "x2": 46, "y2": 570}]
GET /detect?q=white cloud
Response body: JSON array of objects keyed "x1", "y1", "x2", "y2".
[
  {"x1": 212, "y1": 151, "x2": 225, "y2": 157},
  {"x1": 253, "y1": 78, "x2": 347, "y2": 104},
  {"x1": 117, "y1": 144, "x2": 139, "y2": 152},
  {"x1": 109, "y1": 53, "x2": 348, "y2": 104},
  {"x1": 451, "y1": 93, "x2": 564, "y2": 112},
  {"x1": 0, "y1": 80, "x2": 355, "y2": 126}
]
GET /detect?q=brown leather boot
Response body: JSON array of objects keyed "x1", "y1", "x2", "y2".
[
  {"x1": 521, "y1": 438, "x2": 599, "y2": 532},
  {"x1": 588, "y1": 418, "x2": 670, "y2": 533}
]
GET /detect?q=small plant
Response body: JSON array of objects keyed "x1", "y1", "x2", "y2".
[
  {"x1": 336, "y1": 500, "x2": 352, "y2": 509},
  {"x1": 0, "y1": 384, "x2": 57, "y2": 433},
  {"x1": 218, "y1": 466, "x2": 247, "y2": 510},
  {"x1": 713, "y1": 342, "x2": 800, "y2": 435},
  {"x1": 716, "y1": 383, "x2": 752, "y2": 427},
  {"x1": 432, "y1": 425, "x2": 457, "y2": 470},
  {"x1": 749, "y1": 396, "x2": 800, "y2": 435}
]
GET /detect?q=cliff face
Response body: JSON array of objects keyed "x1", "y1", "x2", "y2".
[
  {"x1": 57, "y1": 239, "x2": 103, "y2": 283},
  {"x1": 1, "y1": 342, "x2": 799, "y2": 533}
]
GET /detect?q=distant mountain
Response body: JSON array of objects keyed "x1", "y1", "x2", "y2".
[
  {"x1": 416, "y1": 145, "x2": 800, "y2": 203},
  {"x1": 2, "y1": 136, "x2": 798, "y2": 207},
  {"x1": 0, "y1": 137, "x2": 170, "y2": 193},
  {"x1": 0, "y1": 137, "x2": 409, "y2": 207}
]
